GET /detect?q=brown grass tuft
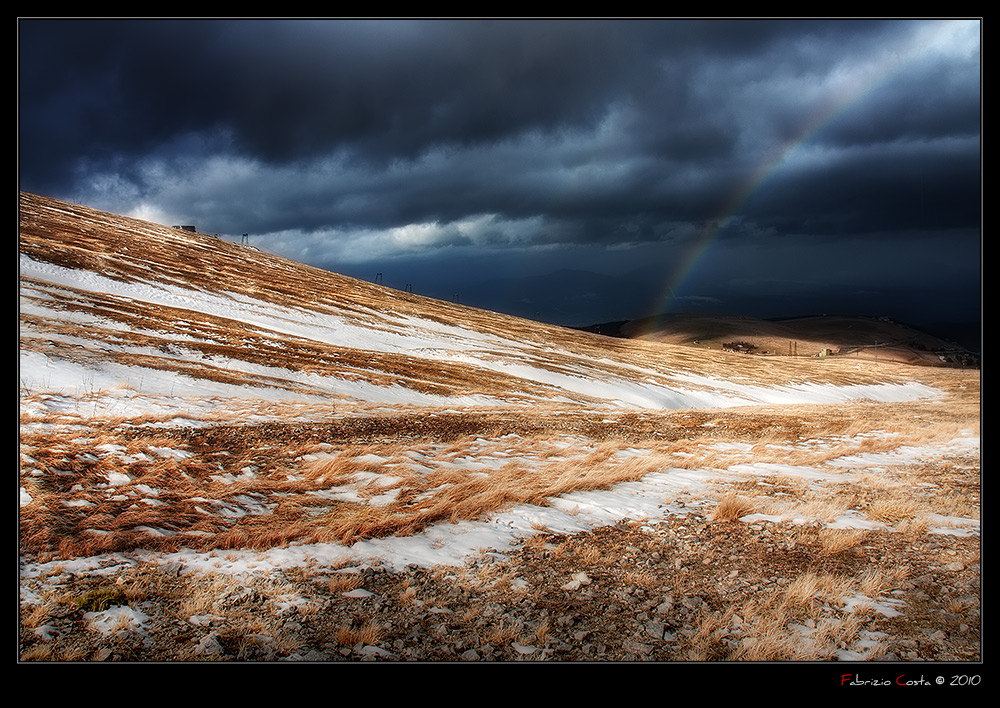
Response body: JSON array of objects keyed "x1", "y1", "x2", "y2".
[
  {"x1": 710, "y1": 494, "x2": 757, "y2": 523},
  {"x1": 818, "y1": 528, "x2": 868, "y2": 555},
  {"x1": 867, "y1": 497, "x2": 922, "y2": 526},
  {"x1": 335, "y1": 621, "x2": 384, "y2": 647},
  {"x1": 327, "y1": 573, "x2": 363, "y2": 594},
  {"x1": 483, "y1": 620, "x2": 521, "y2": 646}
]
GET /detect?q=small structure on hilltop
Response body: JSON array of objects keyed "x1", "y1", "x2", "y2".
[{"x1": 172, "y1": 225, "x2": 197, "y2": 233}]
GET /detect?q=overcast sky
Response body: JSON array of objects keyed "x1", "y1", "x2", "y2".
[{"x1": 18, "y1": 19, "x2": 981, "y2": 331}]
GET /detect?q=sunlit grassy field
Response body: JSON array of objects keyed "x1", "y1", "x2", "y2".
[{"x1": 19, "y1": 192, "x2": 979, "y2": 662}]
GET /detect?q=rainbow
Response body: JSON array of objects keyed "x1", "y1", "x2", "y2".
[{"x1": 640, "y1": 20, "x2": 976, "y2": 334}]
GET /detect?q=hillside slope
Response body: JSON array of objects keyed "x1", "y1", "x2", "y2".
[
  {"x1": 19, "y1": 192, "x2": 954, "y2": 412},
  {"x1": 19, "y1": 192, "x2": 980, "y2": 663}
]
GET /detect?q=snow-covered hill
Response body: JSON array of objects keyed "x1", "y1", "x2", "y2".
[{"x1": 19, "y1": 192, "x2": 943, "y2": 416}]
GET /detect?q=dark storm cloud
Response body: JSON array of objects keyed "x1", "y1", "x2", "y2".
[
  {"x1": 18, "y1": 18, "x2": 980, "y2": 328},
  {"x1": 739, "y1": 137, "x2": 981, "y2": 236},
  {"x1": 21, "y1": 20, "x2": 923, "y2": 185},
  {"x1": 21, "y1": 20, "x2": 649, "y2": 179}
]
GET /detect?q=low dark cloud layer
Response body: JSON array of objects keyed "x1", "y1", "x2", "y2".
[{"x1": 19, "y1": 19, "x2": 981, "y2": 332}]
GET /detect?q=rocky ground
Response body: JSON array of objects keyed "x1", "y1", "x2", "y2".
[{"x1": 19, "y1": 511, "x2": 980, "y2": 664}]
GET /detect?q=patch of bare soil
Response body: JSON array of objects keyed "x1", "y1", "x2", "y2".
[{"x1": 19, "y1": 511, "x2": 980, "y2": 663}]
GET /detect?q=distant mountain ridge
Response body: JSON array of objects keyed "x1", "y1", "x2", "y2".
[{"x1": 579, "y1": 312, "x2": 979, "y2": 368}]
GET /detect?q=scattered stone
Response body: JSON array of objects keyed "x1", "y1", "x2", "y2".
[
  {"x1": 194, "y1": 632, "x2": 224, "y2": 656},
  {"x1": 18, "y1": 511, "x2": 980, "y2": 662},
  {"x1": 644, "y1": 620, "x2": 665, "y2": 640},
  {"x1": 358, "y1": 645, "x2": 395, "y2": 659},
  {"x1": 623, "y1": 639, "x2": 654, "y2": 656},
  {"x1": 160, "y1": 562, "x2": 183, "y2": 577},
  {"x1": 560, "y1": 572, "x2": 592, "y2": 591}
]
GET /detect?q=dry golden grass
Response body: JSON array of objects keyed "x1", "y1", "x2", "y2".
[
  {"x1": 533, "y1": 619, "x2": 551, "y2": 645},
  {"x1": 483, "y1": 620, "x2": 522, "y2": 646},
  {"x1": 327, "y1": 573, "x2": 364, "y2": 594},
  {"x1": 18, "y1": 191, "x2": 979, "y2": 575},
  {"x1": 22, "y1": 598, "x2": 61, "y2": 630},
  {"x1": 576, "y1": 544, "x2": 603, "y2": 565},
  {"x1": 783, "y1": 571, "x2": 854, "y2": 607},
  {"x1": 681, "y1": 561, "x2": 916, "y2": 661},
  {"x1": 336, "y1": 621, "x2": 384, "y2": 647},
  {"x1": 177, "y1": 575, "x2": 230, "y2": 617},
  {"x1": 622, "y1": 569, "x2": 661, "y2": 590},
  {"x1": 19, "y1": 398, "x2": 979, "y2": 559},
  {"x1": 20, "y1": 644, "x2": 53, "y2": 661},
  {"x1": 895, "y1": 516, "x2": 931, "y2": 536},
  {"x1": 817, "y1": 528, "x2": 869, "y2": 555},
  {"x1": 866, "y1": 496, "x2": 923, "y2": 526},
  {"x1": 16, "y1": 194, "x2": 981, "y2": 666},
  {"x1": 710, "y1": 494, "x2": 758, "y2": 523},
  {"x1": 859, "y1": 566, "x2": 910, "y2": 597},
  {"x1": 20, "y1": 189, "x2": 979, "y2": 405},
  {"x1": 398, "y1": 585, "x2": 419, "y2": 606},
  {"x1": 731, "y1": 613, "x2": 868, "y2": 662}
]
